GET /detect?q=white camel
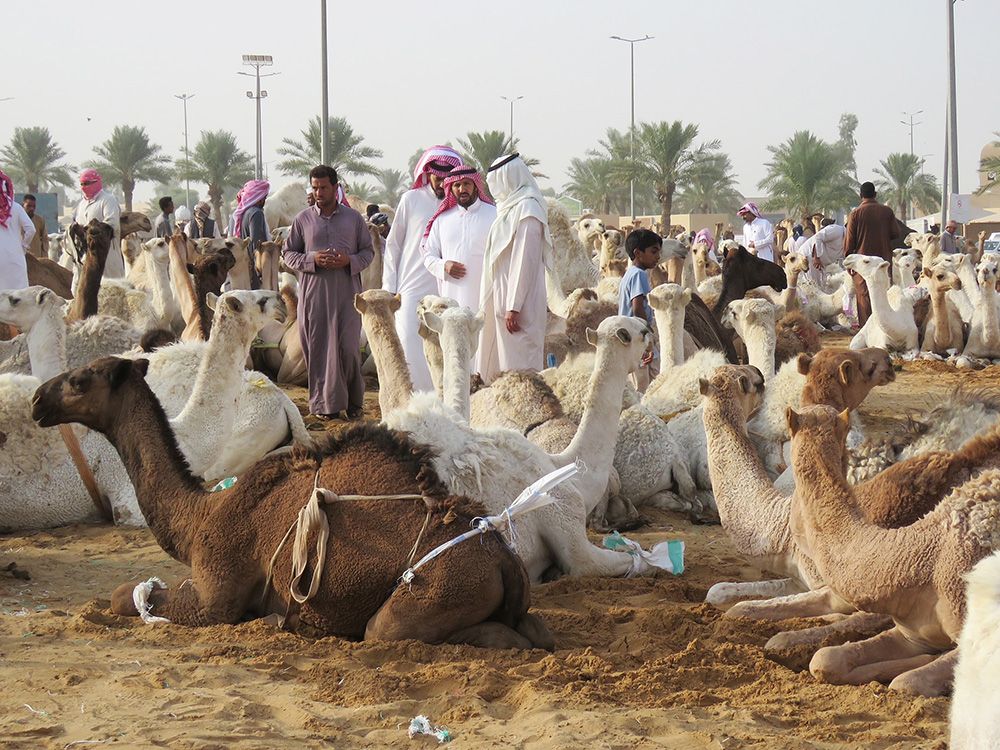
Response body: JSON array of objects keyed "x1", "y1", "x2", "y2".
[{"x1": 845, "y1": 254, "x2": 919, "y2": 353}]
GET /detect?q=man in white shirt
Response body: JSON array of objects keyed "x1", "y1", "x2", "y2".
[
  {"x1": 0, "y1": 169, "x2": 35, "y2": 291},
  {"x1": 421, "y1": 165, "x2": 496, "y2": 311},
  {"x1": 800, "y1": 218, "x2": 846, "y2": 283},
  {"x1": 737, "y1": 202, "x2": 775, "y2": 263},
  {"x1": 74, "y1": 169, "x2": 124, "y2": 277},
  {"x1": 382, "y1": 145, "x2": 463, "y2": 391}
]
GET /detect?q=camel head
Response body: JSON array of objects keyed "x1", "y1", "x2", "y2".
[
  {"x1": 698, "y1": 364, "x2": 765, "y2": 421},
  {"x1": 787, "y1": 404, "x2": 851, "y2": 467},
  {"x1": 648, "y1": 283, "x2": 691, "y2": 314},
  {"x1": 922, "y1": 266, "x2": 962, "y2": 293},
  {"x1": 605, "y1": 258, "x2": 628, "y2": 278},
  {"x1": 416, "y1": 294, "x2": 459, "y2": 340},
  {"x1": 602, "y1": 229, "x2": 623, "y2": 251},
  {"x1": 32, "y1": 356, "x2": 149, "y2": 432},
  {"x1": 423, "y1": 306, "x2": 485, "y2": 359},
  {"x1": 168, "y1": 230, "x2": 198, "y2": 264},
  {"x1": 584, "y1": 315, "x2": 653, "y2": 374},
  {"x1": 721, "y1": 298, "x2": 777, "y2": 336},
  {"x1": 843, "y1": 254, "x2": 889, "y2": 282},
  {"x1": 0, "y1": 286, "x2": 67, "y2": 330},
  {"x1": 206, "y1": 289, "x2": 286, "y2": 330},
  {"x1": 84, "y1": 219, "x2": 114, "y2": 258},
  {"x1": 254, "y1": 241, "x2": 282, "y2": 292},
  {"x1": 977, "y1": 259, "x2": 999, "y2": 290},
  {"x1": 783, "y1": 251, "x2": 809, "y2": 276},
  {"x1": 798, "y1": 347, "x2": 894, "y2": 411},
  {"x1": 719, "y1": 239, "x2": 740, "y2": 261},
  {"x1": 141, "y1": 237, "x2": 171, "y2": 265},
  {"x1": 186, "y1": 248, "x2": 235, "y2": 291},
  {"x1": 355, "y1": 289, "x2": 402, "y2": 323}
]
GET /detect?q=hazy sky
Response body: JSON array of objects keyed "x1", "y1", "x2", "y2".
[{"x1": 3, "y1": 0, "x2": 998, "y2": 208}]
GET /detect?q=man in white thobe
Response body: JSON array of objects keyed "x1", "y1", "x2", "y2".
[
  {"x1": 74, "y1": 169, "x2": 124, "y2": 277},
  {"x1": 422, "y1": 165, "x2": 496, "y2": 311},
  {"x1": 0, "y1": 169, "x2": 34, "y2": 291},
  {"x1": 478, "y1": 154, "x2": 552, "y2": 384},
  {"x1": 382, "y1": 145, "x2": 462, "y2": 391},
  {"x1": 737, "y1": 202, "x2": 775, "y2": 263}
]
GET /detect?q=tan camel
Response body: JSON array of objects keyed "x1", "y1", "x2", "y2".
[
  {"x1": 251, "y1": 284, "x2": 307, "y2": 386},
  {"x1": 920, "y1": 266, "x2": 965, "y2": 355},
  {"x1": 31, "y1": 356, "x2": 554, "y2": 649},
  {"x1": 788, "y1": 404, "x2": 1000, "y2": 696}
]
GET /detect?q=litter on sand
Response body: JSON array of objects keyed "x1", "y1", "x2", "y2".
[
  {"x1": 604, "y1": 531, "x2": 685, "y2": 576},
  {"x1": 407, "y1": 715, "x2": 452, "y2": 743}
]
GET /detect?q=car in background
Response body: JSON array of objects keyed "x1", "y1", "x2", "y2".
[{"x1": 985, "y1": 232, "x2": 1000, "y2": 254}]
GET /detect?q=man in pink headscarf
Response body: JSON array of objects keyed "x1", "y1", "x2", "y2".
[
  {"x1": 0, "y1": 169, "x2": 35, "y2": 291},
  {"x1": 737, "y1": 202, "x2": 775, "y2": 263},
  {"x1": 693, "y1": 227, "x2": 717, "y2": 262},
  {"x1": 382, "y1": 145, "x2": 462, "y2": 390},
  {"x1": 421, "y1": 165, "x2": 496, "y2": 312},
  {"x1": 74, "y1": 168, "x2": 124, "y2": 277},
  {"x1": 231, "y1": 179, "x2": 270, "y2": 289}
]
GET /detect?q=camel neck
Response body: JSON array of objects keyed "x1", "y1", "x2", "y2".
[
  {"x1": 864, "y1": 272, "x2": 893, "y2": 318},
  {"x1": 364, "y1": 312, "x2": 413, "y2": 416},
  {"x1": 743, "y1": 324, "x2": 775, "y2": 380},
  {"x1": 105, "y1": 378, "x2": 210, "y2": 564},
  {"x1": 440, "y1": 331, "x2": 472, "y2": 420},
  {"x1": 69, "y1": 252, "x2": 105, "y2": 321},
  {"x1": 653, "y1": 306, "x2": 686, "y2": 368},
  {"x1": 791, "y1": 437, "x2": 860, "y2": 540},
  {"x1": 26, "y1": 306, "x2": 67, "y2": 382},
  {"x1": 145, "y1": 252, "x2": 175, "y2": 325},
  {"x1": 168, "y1": 238, "x2": 197, "y2": 324}
]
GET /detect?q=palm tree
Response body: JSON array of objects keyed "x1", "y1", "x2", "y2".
[
  {"x1": 874, "y1": 152, "x2": 941, "y2": 220},
  {"x1": 345, "y1": 181, "x2": 375, "y2": 203},
  {"x1": 617, "y1": 121, "x2": 718, "y2": 229},
  {"x1": 86, "y1": 125, "x2": 172, "y2": 212},
  {"x1": 374, "y1": 168, "x2": 407, "y2": 205},
  {"x1": 565, "y1": 156, "x2": 625, "y2": 214},
  {"x1": 456, "y1": 130, "x2": 540, "y2": 176},
  {"x1": 674, "y1": 152, "x2": 744, "y2": 215},
  {"x1": 277, "y1": 116, "x2": 381, "y2": 180},
  {"x1": 175, "y1": 130, "x2": 254, "y2": 227},
  {"x1": 977, "y1": 131, "x2": 1000, "y2": 196},
  {"x1": 758, "y1": 130, "x2": 856, "y2": 217},
  {"x1": 585, "y1": 128, "x2": 657, "y2": 216},
  {"x1": 0, "y1": 126, "x2": 75, "y2": 193}
]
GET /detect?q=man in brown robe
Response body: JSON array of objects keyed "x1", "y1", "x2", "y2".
[
  {"x1": 843, "y1": 181, "x2": 901, "y2": 326},
  {"x1": 281, "y1": 165, "x2": 374, "y2": 419}
]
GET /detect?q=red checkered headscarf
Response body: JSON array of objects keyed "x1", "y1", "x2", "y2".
[
  {"x1": 738, "y1": 202, "x2": 763, "y2": 220},
  {"x1": 422, "y1": 165, "x2": 494, "y2": 239},
  {"x1": 232, "y1": 179, "x2": 270, "y2": 236},
  {"x1": 411, "y1": 145, "x2": 462, "y2": 189},
  {"x1": 0, "y1": 169, "x2": 13, "y2": 229}
]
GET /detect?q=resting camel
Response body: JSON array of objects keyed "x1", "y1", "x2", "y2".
[
  {"x1": 31, "y1": 356, "x2": 554, "y2": 650},
  {"x1": 25, "y1": 253, "x2": 74, "y2": 300}
]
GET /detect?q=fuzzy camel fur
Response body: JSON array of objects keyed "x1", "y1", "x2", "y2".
[
  {"x1": 789, "y1": 405, "x2": 1000, "y2": 696},
  {"x1": 66, "y1": 221, "x2": 113, "y2": 322},
  {"x1": 415, "y1": 295, "x2": 459, "y2": 400},
  {"x1": 920, "y1": 266, "x2": 966, "y2": 354},
  {"x1": 845, "y1": 254, "x2": 919, "y2": 352},
  {"x1": 964, "y1": 259, "x2": 1000, "y2": 358},
  {"x1": 25, "y1": 253, "x2": 73, "y2": 300},
  {"x1": 31, "y1": 357, "x2": 552, "y2": 650},
  {"x1": 713, "y1": 245, "x2": 787, "y2": 317},
  {"x1": 547, "y1": 201, "x2": 600, "y2": 293}
]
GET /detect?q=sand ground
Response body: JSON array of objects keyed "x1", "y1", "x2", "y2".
[{"x1": 2, "y1": 344, "x2": 997, "y2": 749}]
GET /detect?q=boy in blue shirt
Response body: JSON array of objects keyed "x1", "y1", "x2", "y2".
[{"x1": 618, "y1": 228, "x2": 660, "y2": 389}]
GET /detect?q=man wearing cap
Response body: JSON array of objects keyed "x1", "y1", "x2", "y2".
[
  {"x1": 383, "y1": 145, "x2": 462, "y2": 390},
  {"x1": 74, "y1": 168, "x2": 124, "y2": 277},
  {"x1": 478, "y1": 154, "x2": 552, "y2": 384},
  {"x1": 737, "y1": 202, "x2": 775, "y2": 263},
  {"x1": 421, "y1": 165, "x2": 496, "y2": 311}
]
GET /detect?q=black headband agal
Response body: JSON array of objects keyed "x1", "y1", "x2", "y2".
[
  {"x1": 428, "y1": 160, "x2": 455, "y2": 173},
  {"x1": 487, "y1": 153, "x2": 520, "y2": 173},
  {"x1": 449, "y1": 167, "x2": 478, "y2": 178}
]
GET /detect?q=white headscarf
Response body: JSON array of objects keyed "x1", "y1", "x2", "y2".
[{"x1": 480, "y1": 155, "x2": 553, "y2": 303}]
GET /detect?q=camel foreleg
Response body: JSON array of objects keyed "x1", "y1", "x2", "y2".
[
  {"x1": 765, "y1": 612, "x2": 894, "y2": 671},
  {"x1": 705, "y1": 578, "x2": 804, "y2": 608},
  {"x1": 725, "y1": 586, "x2": 856, "y2": 620},
  {"x1": 810, "y1": 626, "x2": 942, "y2": 687},
  {"x1": 110, "y1": 577, "x2": 250, "y2": 627},
  {"x1": 888, "y1": 648, "x2": 957, "y2": 697}
]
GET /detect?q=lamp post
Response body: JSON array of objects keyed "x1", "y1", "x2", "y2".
[
  {"x1": 174, "y1": 93, "x2": 195, "y2": 209},
  {"x1": 610, "y1": 35, "x2": 653, "y2": 220},
  {"x1": 239, "y1": 54, "x2": 278, "y2": 180},
  {"x1": 900, "y1": 110, "x2": 923, "y2": 156},
  {"x1": 941, "y1": 0, "x2": 959, "y2": 225},
  {"x1": 500, "y1": 95, "x2": 524, "y2": 145},
  {"x1": 320, "y1": 0, "x2": 330, "y2": 165}
]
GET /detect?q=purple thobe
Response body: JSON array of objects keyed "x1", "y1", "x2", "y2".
[{"x1": 282, "y1": 204, "x2": 374, "y2": 415}]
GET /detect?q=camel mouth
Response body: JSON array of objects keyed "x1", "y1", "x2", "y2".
[{"x1": 30, "y1": 392, "x2": 58, "y2": 427}]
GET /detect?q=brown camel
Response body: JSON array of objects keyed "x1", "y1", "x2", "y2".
[
  {"x1": 25, "y1": 254, "x2": 73, "y2": 300},
  {"x1": 119, "y1": 211, "x2": 152, "y2": 238},
  {"x1": 31, "y1": 356, "x2": 553, "y2": 649},
  {"x1": 66, "y1": 220, "x2": 114, "y2": 322},
  {"x1": 188, "y1": 249, "x2": 236, "y2": 340},
  {"x1": 713, "y1": 245, "x2": 787, "y2": 318}
]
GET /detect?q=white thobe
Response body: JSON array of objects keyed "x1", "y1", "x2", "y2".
[
  {"x1": 422, "y1": 199, "x2": 496, "y2": 311},
  {"x1": 812, "y1": 224, "x2": 846, "y2": 265},
  {"x1": 74, "y1": 190, "x2": 124, "y2": 277},
  {"x1": 382, "y1": 185, "x2": 441, "y2": 391},
  {"x1": 0, "y1": 202, "x2": 35, "y2": 290},
  {"x1": 478, "y1": 216, "x2": 547, "y2": 384},
  {"x1": 743, "y1": 216, "x2": 775, "y2": 262}
]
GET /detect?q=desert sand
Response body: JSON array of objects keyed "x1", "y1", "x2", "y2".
[{"x1": 2, "y1": 349, "x2": 996, "y2": 749}]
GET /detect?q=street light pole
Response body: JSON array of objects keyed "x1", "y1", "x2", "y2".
[
  {"x1": 174, "y1": 94, "x2": 195, "y2": 209},
  {"x1": 610, "y1": 35, "x2": 653, "y2": 221},
  {"x1": 320, "y1": 0, "x2": 330, "y2": 165},
  {"x1": 500, "y1": 95, "x2": 524, "y2": 145},
  {"x1": 900, "y1": 110, "x2": 923, "y2": 156},
  {"x1": 942, "y1": 0, "x2": 959, "y2": 226},
  {"x1": 239, "y1": 54, "x2": 278, "y2": 180}
]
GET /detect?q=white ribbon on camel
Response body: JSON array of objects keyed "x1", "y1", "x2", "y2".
[
  {"x1": 132, "y1": 577, "x2": 170, "y2": 624},
  {"x1": 400, "y1": 460, "x2": 585, "y2": 585}
]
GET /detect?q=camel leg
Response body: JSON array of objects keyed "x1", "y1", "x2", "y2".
[
  {"x1": 705, "y1": 578, "x2": 804, "y2": 608},
  {"x1": 810, "y1": 627, "x2": 938, "y2": 686},
  {"x1": 110, "y1": 576, "x2": 251, "y2": 627},
  {"x1": 765, "y1": 612, "x2": 894, "y2": 671},
  {"x1": 445, "y1": 622, "x2": 532, "y2": 649},
  {"x1": 726, "y1": 586, "x2": 854, "y2": 620},
  {"x1": 547, "y1": 526, "x2": 635, "y2": 578},
  {"x1": 888, "y1": 648, "x2": 957, "y2": 697}
]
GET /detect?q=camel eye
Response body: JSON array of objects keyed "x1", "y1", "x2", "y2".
[{"x1": 9, "y1": 298, "x2": 17, "y2": 306}]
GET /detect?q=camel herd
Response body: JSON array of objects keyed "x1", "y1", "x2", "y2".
[{"x1": 2, "y1": 203, "x2": 1000, "y2": 748}]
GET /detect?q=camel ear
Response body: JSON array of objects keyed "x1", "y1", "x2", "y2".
[
  {"x1": 423, "y1": 310, "x2": 443, "y2": 334},
  {"x1": 206, "y1": 293, "x2": 219, "y2": 311},
  {"x1": 837, "y1": 408, "x2": 851, "y2": 436},
  {"x1": 797, "y1": 353, "x2": 813, "y2": 375},
  {"x1": 786, "y1": 407, "x2": 801, "y2": 436},
  {"x1": 922, "y1": 267, "x2": 932, "y2": 279},
  {"x1": 738, "y1": 374, "x2": 752, "y2": 394},
  {"x1": 354, "y1": 294, "x2": 367, "y2": 314},
  {"x1": 390, "y1": 294, "x2": 402, "y2": 313},
  {"x1": 34, "y1": 287, "x2": 52, "y2": 306},
  {"x1": 132, "y1": 357, "x2": 150, "y2": 378},
  {"x1": 838, "y1": 359, "x2": 856, "y2": 385},
  {"x1": 699, "y1": 377, "x2": 712, "y2": 396},
  {"x1": 224, "y1": 295, "x2": 243, "y2": 313},
  {"x1": 682, "y1": 289, "x2": 692, "y2": 305},
  {"x1": 109, "y1": 358, "x2": 135, "y2": 389},
  {"x1": 615, "y1": 327, "x2": 632, "y2": 345},
  {"x1": 585, "y1": 328, "x2": 599, "y2": 347}
]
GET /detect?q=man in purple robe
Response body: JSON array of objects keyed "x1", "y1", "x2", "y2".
[{"x1": 282, "y1": 165, "x2": 374, "y2": 419}]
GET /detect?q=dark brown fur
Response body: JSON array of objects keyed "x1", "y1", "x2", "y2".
[
  {"x1": 713, "y1": 245, "x2": 787, "y2": 318},
  {"x1": 685, "y1": 294, "x2": 740, "y2": 363},
  {"x1": 25, "y1": 254, "x2": 73, "y2": 300},
  {"x1": 66, "y1": 220, "x2": 114, "y2": 322},
  {"x1": 139, "y1": 328, "x2": 178, "y2": 352},
  {"x1": 187, "y1": 249, "x2": 236, "y2": 340},
  {"x1": 31, "y1": 357, "x2": 551, "y2": 649},
  {"x1": 775, "y1": 312, "x2": 821, "y2": 366}
]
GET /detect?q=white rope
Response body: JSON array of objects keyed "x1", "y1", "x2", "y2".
[
  {"x1": 132, "y1": 577, "x2": 170, "y2": 624},
  {"x1": 400, "y1": 460, "x2": 585, "y2": 585}
]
